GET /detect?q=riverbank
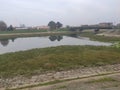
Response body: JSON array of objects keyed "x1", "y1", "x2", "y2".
[
  {"x1": 97, "y1": 29, "x2": 120, "y2": 37},
  {"x1": 18, "y1": 71, "x2": 120, "y2": 90},
  {"x1": 0, "y1": 29, "x2": 120, "y2": 42},
  {"x1": 0, "y1": 31, "x2": 74, "y2": 39},
  {"x1": 0, "y1": 46, "x2": 120, "y2": 89},
  {"x1": 79, "y1": 31, "x2": 120, "y2": 42}
]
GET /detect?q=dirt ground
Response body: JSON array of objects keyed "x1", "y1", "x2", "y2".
[
  {"x1": 97, "y1": 29, "x2": 120, "y2": 37},
  {"x1": 22, "y1": 73, "x2": 120, "y2": 90}
]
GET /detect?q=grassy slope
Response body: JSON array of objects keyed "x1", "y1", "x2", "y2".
[
  {"x1": 0, "y1": 46, "x2": 120, "y2": 78},
  {"x1": 80, "y1": 32, "x2": 120, "y2": 42},
  {"x1": 0, "y1": 30, "x2": 47, "y2": 34},
  {"x1": 0, "y1": 29, "x2": 71, "y2": 39},
  {"x1": 0, "y1": 29, "x2": 68, "y2": 34}
]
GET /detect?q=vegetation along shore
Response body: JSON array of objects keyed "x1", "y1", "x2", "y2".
[{"x1": 0, "y1": 29, "x2": 120, "y2": 89}]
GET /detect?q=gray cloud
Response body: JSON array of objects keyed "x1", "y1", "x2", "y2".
[{"x1": 0, "y1": 0, "x2": 119, "y2": 26}]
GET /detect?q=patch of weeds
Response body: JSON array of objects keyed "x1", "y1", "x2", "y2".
[
  {"x1": 56, "y1": 85, "x2": 67, "y2": 89},
  {"x1": 102, "y1": 83, "x2": 120, "y2": 89},
  {"x1": 86, "y1": 77, "x2": 117, "y2": 83}
]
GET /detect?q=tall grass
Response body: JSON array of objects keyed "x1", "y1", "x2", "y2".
[{"x1": 0, "y1": 46, "x2": 120, "y2": 78}]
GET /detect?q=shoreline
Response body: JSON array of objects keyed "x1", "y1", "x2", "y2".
[
  {"x1": 97, "y1": 33, "x2": 120, "y2": 37},
  {"x1": 97, "y1": 29, "x2": 120, "y2": 37},
  {"x1": 0, "y1": 31, "x2": 76, "y2": 39}
]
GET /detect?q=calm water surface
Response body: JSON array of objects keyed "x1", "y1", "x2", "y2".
[{"x1": 0, "y1": 35, "x2": 112, "y2": 54}]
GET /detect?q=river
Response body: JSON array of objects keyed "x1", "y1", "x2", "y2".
[{"x1": 0, "y1": 34, "x2": 112, "y2": 54}]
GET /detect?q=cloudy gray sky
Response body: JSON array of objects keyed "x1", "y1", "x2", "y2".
[{"x1": 0, "y1": 0, "x2": 119, "y2": 26}]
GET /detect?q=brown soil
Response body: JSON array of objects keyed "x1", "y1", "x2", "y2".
[
  {"x1": 98, "y1": 29, "x2": 120, "y2": 37},
  {"x1": 1, "y1": 64, "x2": 120, "y2": 90}
]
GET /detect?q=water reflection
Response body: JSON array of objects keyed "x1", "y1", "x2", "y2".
[
  {"x1": 0, "y1": 39, "x2": 9, "y2": 47},
  {"x1": 11, "y1": 38, "x2": 16, "y2": 42},
  {"x1": 0, "y1": 36, "x2": 64, "y2": 47},
  {"x1": 68, "y1": 34, "x2": 80, "y2": 38},
  {"x1": 0, "y1": 38, "x2": 16, "y2": 47},
  {"x1": 49, "y1": 35, "x2": 63, "y2": 41},
  {"x1": 0, "y1": 35, "x2": 112, "y2": 54}
]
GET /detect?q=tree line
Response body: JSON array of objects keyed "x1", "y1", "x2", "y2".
[
  {"x1": 48, "y1": 21, "x2": 63, "y2": 30},
  {"x1": 0, "y1": 21, "x2": 14, "y2": 31},
  {"x1": 0, "y1": 20, "x2": 63, "y2": 31}
]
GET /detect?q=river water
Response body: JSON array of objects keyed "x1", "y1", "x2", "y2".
[{"x1": 0, "y1": 34, "x2": 112, "y2": 54}]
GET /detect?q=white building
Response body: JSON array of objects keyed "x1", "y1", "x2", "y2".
[{"x1": 35, "y1": 26, "x2": 50, "y2": 30}]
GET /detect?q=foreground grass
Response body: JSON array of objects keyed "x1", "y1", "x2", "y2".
[{"x1": 0, "y1": 46, "x2": 120, "y2": 78}]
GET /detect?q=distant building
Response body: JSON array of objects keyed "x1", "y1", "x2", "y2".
[
  {"x1": 15, "y1": 24, "x2": 29, "y2": 30},
  {"x1": 89, "y1": 24, "x2": 99, "y2": 28},
  {"x1": 20, "y1": 24, "x2": 26, "y2": 28},
  {"x1": 35, "y1": 26, "x2": 50, "y2": 30},
  {"x1": 81, "y1": 25, "x2": 89, "y2": 27},
  {"x1": 116, "y1": 23, "x2": 120, "y2": 28},
  {"x1": 15, "y1": 27, "x2": 29, "y2": 30},
  {"x1": 98, "y1": 22, "x2": 113, "y2": 28}
]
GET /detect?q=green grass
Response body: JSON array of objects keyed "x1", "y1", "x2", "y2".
[
  {"x1": 0, "y1": 28, "x2": 69, "y2": 34},
  {"x1": 0, "y1": 46, "x2": 120, "y2": 78},
  {"x1": 56, "y1": 85, "x2": 67, "y2": 89},
  {"x1": 112, "y1": 42, "x2": 120, "y2": 48},
  {"x1": 0, "y1": 29, "x2": 47, "y2": 34},
  {"x1": 6, "y1": 80, "x2": 62, "y2": 90},
  {"x1": 86, "y1": 77, "x2": 117, "y2": 83},
  {"x1": 0, "y1": 29, "x2": 71, "y2": 39}
]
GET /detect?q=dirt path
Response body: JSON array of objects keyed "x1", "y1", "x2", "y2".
[
  {"x1": 97, "y1": 29, "x2": 120, "y2": 37},
  {"x1": 1, "y1": 64, "x2": 120, "y2": 90},
  {"x1": 20, "y1": 72, "x2": 120, "y2": 90}
]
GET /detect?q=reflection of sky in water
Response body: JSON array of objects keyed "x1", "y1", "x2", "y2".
[{"x1": 0, "y1": 36, "x2": 112, "y2": 54}]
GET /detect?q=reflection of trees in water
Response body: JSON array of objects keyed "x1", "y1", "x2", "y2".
[
  {"x1": 0, "y1": 38, "x2": 16, "y2": 47},
  {"x1": 69, "y1": 34, "x2": 79, "y2": 38},
  {"x1": 11, "y1": 38, "x2": 16, "y2": 42},
  {"x1": 49, "y1": 35, "x2": 63, "y2": 41},
  {"x1": 0, "y1": 39, "x2": 9, "y2": 47}
]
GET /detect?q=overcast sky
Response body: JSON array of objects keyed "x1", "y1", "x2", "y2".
[{"x1": 0, "y1": 0, "x2": 119, "y2": 26}]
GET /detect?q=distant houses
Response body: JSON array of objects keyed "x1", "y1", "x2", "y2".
[
  {"x1": 15, "y1": 24, "x2": 29, "y2": 30},
  {"x1": 34, "y1": 26, "x2": 50, "y2": 30},
  {"x1": 15, "y1": 27, "x2": 29, "y2": 30},
  {"x1": 116, "y1": 23, "x2": 120, "y2": 28},
  {"x1": 69, "y1": 22, "x2": 116, "y2": 32},
  {"x1": 98, "y1": 22, "x2": 113, "y2": 28},
  {"x1": 6, "y1": 22, "x2": 120, "y2": 31},
  {"x1": 15, "y1": 25, "x2": 50, "y2": 30},
  {"x1": 80, "y1": 22, "x2": 113, "y2": 29}
]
